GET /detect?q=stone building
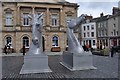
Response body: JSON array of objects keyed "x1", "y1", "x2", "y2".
[
  {"x1": 96, "y1": 13, "x2": 110, "y2": 49},
  {"x1": 1, "y1": 0, "x2": 79, "y2": 53},
  {"x1": 96, "y1": 8, "x2": 120, "y2": 49},
  {"x1": 81, "y1": 16, "x2": 97, "y2": 49},
  {"x1": 107, "y1": 10, "x2": 120, "y2": 47}
]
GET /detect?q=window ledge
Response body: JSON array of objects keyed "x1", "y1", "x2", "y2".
[
  {"x1": 22, "y1": 25, "x2": 31, "y2": 27},
  {"x1": 51, "y1": 47, "x2": 61, "y2": 52},
  {"x1": 4, "y1": 25, "x2": 13, "y2": 27}
]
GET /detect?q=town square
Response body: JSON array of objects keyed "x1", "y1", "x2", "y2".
[{"x1": 0, "y1": 0, "x2": 120, "y2": 80}]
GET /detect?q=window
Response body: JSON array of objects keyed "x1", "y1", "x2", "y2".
[
  {"x1": 83, "y1": 26, "x2": 86, "y2": 31},
  {"x1": 91, "y1": 25, "x2": 94, "y2": 30},
  {"x1": 117, "y1": 31, "x2": 118, "y2": 35},
  {"x1": 51, "y1": 14, "x2": 58, "y2": 26},
  {"x1": 86, "y1": 40, "x2": 88, "y2": 44},
  {"x1": 67, "y1": 15, "x2": 73, "y2": 25},
  {"x1": 87, "y1": 25, "x2": 89, "y2": 30},
  {"x1": 114, "y1": 30, "x2": 116, "y2": 36},
  {"x1": 84, "y1": 33, "x2": 86, "y2": 37},
  {"x1": 106, "y1": 39, "x2": 108, "y2": 46},
  {"x1": 99, "y1": 31, "x2": 101, "y2": 37},
  {"x1": 23, "y1": 36, "x2": 29, "y2": 48},
  {"x1": 5, "y1": 37, "x2": 12, "y2": 48},
  {"x1": 5, "y1": 12, "x2": 13, "y2": 26},
  {"x1": 93, "y1": 40, "x2": 95, "y2": 46},
  {"x1": 87, "y1": 32, "x2": 89, "y2": 37},
  {"x1": 111, "y1": 32, "x2": 113, "y2": 36},
  {"x1": 114, "y1": 17, "x2": 116, "y2": 20},
  {"x1": 52, "y1": 36, "x2": 59, "y2": 47},
  {"x1": 83, "y1": 40, "x2": 85, "y2": 45},
  {"x1": 91, "y1": 32, "x2": 94, "y2": 37},
  {"x1": 22, "y1": 13, "x2": 30, "y2": 26},
  {"x1": 101, "y1": 22, "x2": 104, "y2": 27},
  {"x1": 113, "y1": 24, "x2": 116, "y2": 27},
  {"x1": 102, "y1": 30, "x2": 104, "y2": 36},
  {"x1": 98, "y1": 23, "x2": 100, "y2": 28}
]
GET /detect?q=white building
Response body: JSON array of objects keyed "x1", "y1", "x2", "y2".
[{"x1": 81, "y1": 20, "x2": 97, "y2": 49}]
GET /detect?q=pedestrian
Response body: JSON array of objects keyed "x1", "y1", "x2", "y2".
[
  {"x1": 83, "y1": 44, "x2": 86, "y2": 51},
  {"x1": 4, "y1": 45, "x2": 7, "y2": 55},
  {"x1": 100, "y1": 43, "x2": 102, "y2": 50},
  {"x1": 8, "y1": 45, "x2": 11, "y2": 54},
  {"x1": 86, "y1": 44, "x2": 89, "y2": 51},
  {"x1": 111, "y1": 46, "x2": 114, "y2": 57},
  {"x1": 23, "y1": 45, "x2": 26, "y2": 56}
]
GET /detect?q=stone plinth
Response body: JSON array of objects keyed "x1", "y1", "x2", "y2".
[
  {"x1": 60, "y1": 51, "x2": 96, "y2": 71},
  {"x1": 20, "y1": 54, "x2": 52, "y2": 74}
]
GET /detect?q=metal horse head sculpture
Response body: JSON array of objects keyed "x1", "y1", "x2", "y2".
[
  {"x1": 67, "y1": 14, "x2": 86, "y2": 54},
  {"x1": 27, "y1": 13, "x2": 44, "y2": 55}
]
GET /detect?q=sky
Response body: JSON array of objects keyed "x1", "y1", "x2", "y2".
[{"x1": 66, "y1": 0, "x2": 119, "y2": 18}]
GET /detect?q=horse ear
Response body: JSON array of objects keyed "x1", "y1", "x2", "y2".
[
  {"x1": 38, "y1": 13, "x2": 43, "y2": 19},
  {"x1": 28, "y1": 15, "x2": 32, "y2": 19}
]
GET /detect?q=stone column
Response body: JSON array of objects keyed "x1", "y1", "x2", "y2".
[
  {"x1": 46, "y1": 8, "x2": 49, "y2": 25},
  {"x1": 17, "y1": 6, "x2": 20, "y2": 25},
  {"x1": 60, "y1": 8, "x2": 63, "y2": 26},
  {"x1": 32, "y1": 7, "x2": 35, "y2": 14}
]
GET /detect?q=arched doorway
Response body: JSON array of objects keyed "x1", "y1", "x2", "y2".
[{"x1": 42, "y1": 36, "x2": 45, "y2": 51}]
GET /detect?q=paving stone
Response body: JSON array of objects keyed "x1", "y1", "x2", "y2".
[{"x1": 1, "y1": 53, "x2": 119, "y2": 79}]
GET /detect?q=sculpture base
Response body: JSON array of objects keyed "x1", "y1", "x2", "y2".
[
  {"x1": 20, "y1": 54, "x2": 52, "y2": 74},
  {"x1": 60, "y1": 51, "x2": 96, "y2": 71}
]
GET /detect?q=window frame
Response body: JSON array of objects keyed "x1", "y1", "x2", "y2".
[
  {"x1": 51, "y1": 14, "x2": 58, "y2": 27},
  {"x1": 5, "y1": 36, "x2": 12, "y2": 48},
  {"x1": 22, "y1": 13, "x2": 31, "y2": 26},
  {"x1": 87, "y1": 25, "x2": 89, "y2": 30},
  {"x1": 52, "y1": 36, "x2": 59, "y2": 47},
  {"x1": 93, "y1": 40, "x2": 96, "y2": 46},
  {"x1": 22, "y1": 36, "x2": 29, "y2": 48},
  {"x1": 5, "y1": 12, "x2": 13, "y2": 26},
  {"x1": 91, "y1": 32, "x2": 94, "y2": 37}
]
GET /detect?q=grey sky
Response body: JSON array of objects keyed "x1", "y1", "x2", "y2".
[{"x1": 66, "y1": 0, "x2": 119, "y2": 18}]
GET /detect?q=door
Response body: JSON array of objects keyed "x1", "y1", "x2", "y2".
[{"x1": 42, "y1": 36, "x2": 45, "y2": 51}]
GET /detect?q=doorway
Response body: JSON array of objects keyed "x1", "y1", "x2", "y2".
[{"x1": 42, "y1": 36, "x2": 45, "y2": 51}]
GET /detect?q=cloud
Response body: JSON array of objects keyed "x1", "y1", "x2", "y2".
[
  {"x1": 77, "y1": 2, "x2": 118, "y2": 17},
  {"x1": 66, "y1": 0, "x2": 119, "y2": 17}
]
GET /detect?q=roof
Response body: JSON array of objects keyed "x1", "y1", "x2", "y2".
[{"x1": 91, "y1": 15, "x2": 112, "y2": 22}]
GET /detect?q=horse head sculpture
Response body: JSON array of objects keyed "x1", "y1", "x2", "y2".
[
  {"x1": 67, "y1": 14, "x2": 86, "y2": 54},
  {"x1": 27, "y1": 13, "x2": 44, "y2": 55}
]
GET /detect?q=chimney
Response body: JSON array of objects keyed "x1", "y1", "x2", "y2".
[
  {"x1": 100, "y1": 13, "x2": 103, "y2": 17},
  {"x1": 85, "y1": 15, "x2": 93, "y2": 20},
  {"x1": 112, "y1": 7, "x2": 120, "y2": 15}
]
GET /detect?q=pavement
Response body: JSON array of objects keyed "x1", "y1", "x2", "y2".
[
  {"x1": 1, "y1": 51, "x2": 119, "y2": 80},
  {"x1": 1, "y1": 52, "x2": 63, "y2": 56}
]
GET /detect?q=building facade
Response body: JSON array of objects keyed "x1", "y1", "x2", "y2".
[
  {"x1": 1, "y1": 0, "x2": 78, "y2": 53},
  {"x1": 108, "y1": 12, "x2": 120, "y2": 47},
  {"x1": 97, "y1": 13, "x2": 110, "y2": 49},
  {"x1": 97, "y1": 8, "x2": 120, "y2": 49},
  {"x1": 81, "y1": 19, "x2": 97, "y2": 49}
]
